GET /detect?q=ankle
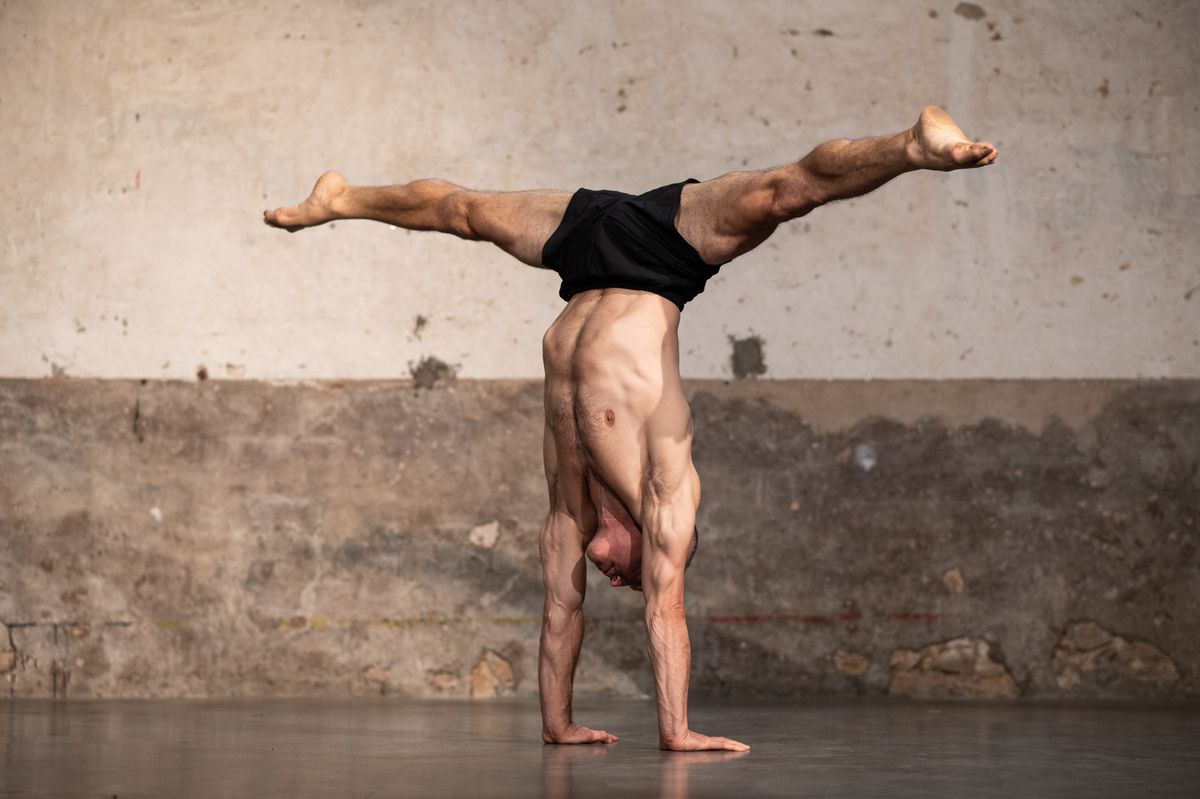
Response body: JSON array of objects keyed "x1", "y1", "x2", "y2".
[{"x1": 901, "y1": 128, "x2": 922, "y2": 170}]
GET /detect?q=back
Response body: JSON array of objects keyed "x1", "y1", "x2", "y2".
[{"x1": 542, "y1": 288, "x2": 682, "y2": 419}]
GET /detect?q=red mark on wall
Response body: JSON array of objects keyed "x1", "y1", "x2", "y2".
[
  {"x1": 135, "y1": 169, "x2": 141, "y2": 190},
  {"x1": 704, "y1": 611, "x2": 939, "y2": 625},
  {"x1": 707, "y1": 612, "x2": 862, "y2": 625},
  {"x1": 892, "y1": 612, "x2": 940, "y2": 623}
]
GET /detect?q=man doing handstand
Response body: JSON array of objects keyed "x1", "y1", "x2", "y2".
[{"x1": 265, "y1": 106, "x2": 997, "y2": 751}]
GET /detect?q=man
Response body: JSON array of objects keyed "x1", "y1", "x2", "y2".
[{"x1": 265, "y1": 106, "x2": 997, "y2": 752}]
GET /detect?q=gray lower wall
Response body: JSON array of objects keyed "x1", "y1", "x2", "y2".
[{"x1": 1, "y1": 377, "x2": 1197, "y2": 700}]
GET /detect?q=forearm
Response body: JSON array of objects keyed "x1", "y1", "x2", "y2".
[
  {"x1": 645, "y1": 601, "x2": 691, "y2": 746},
  {"x1": 538, "y1": 604, "x2": 584, "y2": 737}
]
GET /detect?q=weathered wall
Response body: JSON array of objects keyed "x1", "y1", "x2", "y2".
[
  {"x1": 1, "y1": 0, "x2": 1197, "y2": 380},
  {"x1": 3, "y1": 1, "x2": 1197, "y2": 701},
  {"x1": 2, "y1": 377, "x2": 1196, "y2": 699}
]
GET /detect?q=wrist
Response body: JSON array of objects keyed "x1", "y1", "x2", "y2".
[
  {"x1": 543, "y1": 718, "x2": 572, "y2": 737},
  {"x1": 659, "y1": 729, "x2": 690, "y2": 748}
]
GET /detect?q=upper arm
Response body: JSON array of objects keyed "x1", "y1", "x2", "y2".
[{"x1": 641, "y1": 501, "x2": 696, "y2": 613}]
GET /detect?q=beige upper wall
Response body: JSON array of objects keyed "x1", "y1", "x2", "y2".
[{"x1": 1, "y1": 0, "x2": 1197, "y2": 380}]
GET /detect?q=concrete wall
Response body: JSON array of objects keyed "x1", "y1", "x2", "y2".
[
  {"x1": 1, "y1": 0, "x2": 1197, "y2": 380},
  {"x1": 2, "y1": 378, "x2": 1196, "y2": 699},
  {"x1": 2, "y1": 1, "x2": 1198, "y2": 700}
]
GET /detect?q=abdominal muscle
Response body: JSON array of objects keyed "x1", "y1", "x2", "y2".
[{"x1": 541, "y1": 288, "x2": 691, "y2": 526}]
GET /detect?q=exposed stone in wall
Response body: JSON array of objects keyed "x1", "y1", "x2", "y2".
[
  {"x1": 1053, "y1": 622, "x2": 1180, "y2": 695},
  {"x1": 0, "y1": 622, "x2": 14, "y2": 688},
  {"x1": 942, "y1": 568, "x2": 965, "y2": 594},
  {"x1": 469, "y1": 520, "x2": 501, "y2": 549},
  {"x1": 888, "y1": 637, "x2": 1020, "y2": 699},
  {"x1": 470, "y1": 650, "x2": 516, "y2": 698},
  {"x1": 427, "y1": 666, "x2": 462, "y2": 693},
  {"x1": 833, "y1": 648, "x2": 870, "y2": 677},
  {"x1": 361, "y1": 665, "x2": 392, "y2": 695}
]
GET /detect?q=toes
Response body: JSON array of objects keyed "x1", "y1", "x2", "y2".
[{"x1": 264, "y1": 208, "x2": 291, "y2": 227}]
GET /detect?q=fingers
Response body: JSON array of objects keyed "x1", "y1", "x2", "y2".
[
  {"x1": 663, "y1": 732, "x2": 751, "y2": 752},
  {"x1": 582, "y1": 728, "x2": 617, "y2": 743},
  {"x1": 550, "y1": 725, "x2": 617, "y2": 744}
]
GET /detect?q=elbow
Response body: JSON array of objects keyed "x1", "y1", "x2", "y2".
[
  {"x1": 542, "y1": 602, "x2": 582, "y2": 632},
  {"x1": 645, "y1": 597, "x2": 686, "y2": 622}
]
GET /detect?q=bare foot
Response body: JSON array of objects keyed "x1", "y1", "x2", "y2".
[
  {"x1": 907, "y1": 106, "x2": 997, "y2": 171},
  {"x1": 263, "y1": 171, "x2": 350, "y2": 232}
]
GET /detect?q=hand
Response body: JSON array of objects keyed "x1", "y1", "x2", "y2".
[
  {"x1": 660, "y1": 730, "x2": 750, "y2": 752},
  {"x1": 543, "y1": 723, "x2": 618, "y2": 745}
]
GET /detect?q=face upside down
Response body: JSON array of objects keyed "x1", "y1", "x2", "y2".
[{"x1": 585, "y1": 517, "x2": 699, "y2": 592}]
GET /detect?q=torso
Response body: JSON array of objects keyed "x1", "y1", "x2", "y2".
[{"x1": 541, "y1": 288, "x2": 695, "y2": 530}]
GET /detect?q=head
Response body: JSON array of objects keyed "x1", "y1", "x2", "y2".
[{"x1": 585, "y1": 525, "x2": 699, "y2": 592}]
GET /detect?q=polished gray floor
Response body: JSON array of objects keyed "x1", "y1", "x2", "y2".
[{"x1": 2, "y1": 698, "x2": 1197, "y2": 798}]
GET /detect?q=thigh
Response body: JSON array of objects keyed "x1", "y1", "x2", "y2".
[
  {"x1": 467, "y1": 189, "x2": 573, "y2": 268},
  {"x1": 675, "y1": 170, "x2": 784, "y2": 265}
]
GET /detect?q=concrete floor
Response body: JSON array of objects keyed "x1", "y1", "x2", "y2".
[{"x1": 2, "y1": 699, "x2": 1197, "y2": 798}]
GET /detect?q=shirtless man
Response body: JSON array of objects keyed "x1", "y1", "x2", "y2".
[{"x1": 265, "y1": 107, "x2": 997, "y2": 752}]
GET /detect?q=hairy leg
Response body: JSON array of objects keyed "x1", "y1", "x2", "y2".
[
  {"x1": 264, "y1": 171, "x2": 570, "y2": 267},
  {"x1": 676, "y1": 106, "x2": 997, "y2": 264}
]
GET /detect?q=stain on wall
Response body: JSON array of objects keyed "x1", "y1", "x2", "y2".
[
  {"x1": 409, "y1": 356, "x2": 457, "y2": 390},
  {"x1": 1, "y1": 378, "x2": 1196, "y2": 700},
  {"x1": 729, "y1": 336, "x2": 767, "y2": 379}
]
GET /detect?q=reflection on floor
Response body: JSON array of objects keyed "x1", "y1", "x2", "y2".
[{"x1": 2, "y1": 698, "x2": 1198, "y2": 798}]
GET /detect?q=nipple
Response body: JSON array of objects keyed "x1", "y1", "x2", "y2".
[{"x1": 604, "y1": 409, "x2": 616, "y2": 427}]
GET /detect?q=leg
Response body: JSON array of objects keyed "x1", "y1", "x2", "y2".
[
  {"x1": 264, "y1": 171, "x2": 571, "y2": 267},
  {"x1": 675, "y1": 106, "x2": 998, "y2": 264}
]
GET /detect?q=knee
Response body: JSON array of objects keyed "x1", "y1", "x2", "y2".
[
  {"x1": 436, "y1": 190, "x2": 479, "y2": 240},
  {"x1": 768, "y1": 168, "x2": 824, "y2": 220}
]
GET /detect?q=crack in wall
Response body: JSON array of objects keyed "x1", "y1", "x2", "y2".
[
  {"x1": 1, "y1": 618, "x2": 16, "y2": 698},
  {"x1": 2, "y1": 620, "x2": 133, "y2": 698},
  {"x1": 132, "y1": 379, "x2": 146, "y2": 442}
]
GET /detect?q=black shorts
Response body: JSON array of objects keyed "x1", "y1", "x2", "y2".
[{"x1": 540, "y1": 178, "x2": 726, "y2": 310}]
